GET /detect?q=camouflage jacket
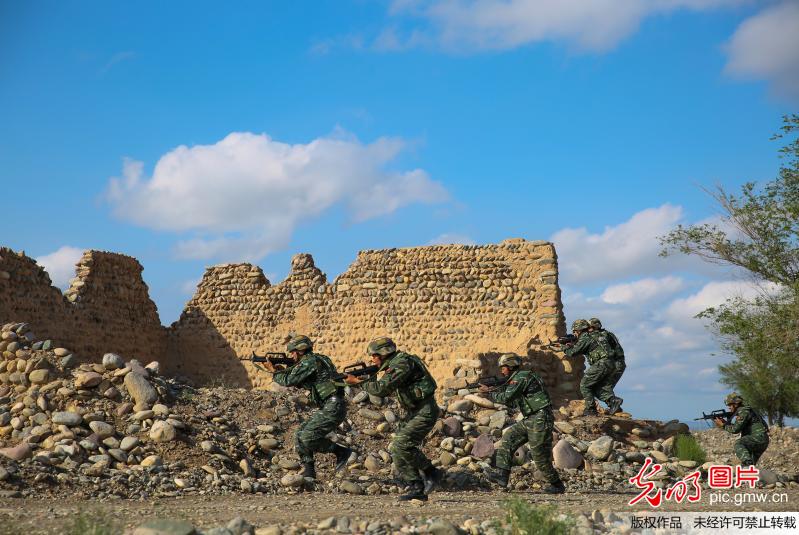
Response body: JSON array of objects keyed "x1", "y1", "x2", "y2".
[
  {"x1": 273, "y1": 352, "x2": 341, "y2": 407},
  {"x1": 564, "y1": 331, "x2": 613, "y2": 365},
  {"x1": 362, "y1": 351, "x2": 437, "y2": 411},
  {"x1": 724, "y1": 405, "x2": 769, "y2": 441},
  {"x1": 603, "y1": 329, "x2": 625, "y2": 362},
  {"x1": 490, "y1": 369, "x2": 551, "y2": 417}
]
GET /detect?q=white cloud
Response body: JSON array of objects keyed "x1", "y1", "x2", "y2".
[
  {"x1": 601, "y1": 276, "x2": 685, "y2": 304},
  {"x1": 665, "y1": 279, "x2": 779, "y2": 320},
  {"x1": 552, "y1": 204, "x2": 686, "y2": 284},
  {"x1": 36, "y1": 246, "x2": 84, "y2": 290},
  {"x1": 427, "y1": 233, "x2": 476, "y2": 245},
  {"x1": 107, "y1": 131, "x2": 448, "y2": 261},
  {"x1": 724, "y1": 1, "x2": 799, "y2": 100},
  {"x1": 384, "y1": 0, "x2": 742, "y2": 52},
  {"x1": 180, "y1": 277, "x2": 202, "y2": 296}
]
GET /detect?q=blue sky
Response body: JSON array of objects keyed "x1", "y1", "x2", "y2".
[{"x1": 2, "y1": 1, "x2": 797, "y2": 423}]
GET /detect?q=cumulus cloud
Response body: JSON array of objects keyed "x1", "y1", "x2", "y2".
[
  {"x1": 107, "y1": 132, "x2": 448, "y2": 261},
  {"x1": 427, "y1": 233, "x2": 476, "y2": 245},
  {"x1": 724, "y1": 1, "x2": 799, "y2": 100},
  {"x1": 383, "y1": 0, "x2": 742, "y2": 52},
  {"x1": 552, "y1": 204, "x2": 688, "y2": 284},
  {"x1": 601, "y1": 276, "x2": 685, "y2": 305},
  {"x1": 36, "y1": 246, "x2": 84, "y2": 289}
]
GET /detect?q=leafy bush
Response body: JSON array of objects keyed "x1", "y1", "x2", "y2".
[
  {"x1": 496, "y1": 498, "x2": 575, "y2": 535},
  {"x1": 673, "y1": 433, "x2": 707, "y2": 465}
]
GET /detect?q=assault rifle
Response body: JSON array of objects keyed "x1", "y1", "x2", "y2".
[
  {"x1": 694, "y1": 409, "x2": 734, "y2": 425},
  {"x1": 238, "y1": 352, "x2": 296, "y2": 372},
  {"x1": 336, "y1": 361, "x2": 380, "y2": 381},
  {"x1": 449, "y1": 375, "x2": 508, "y2": 392},
  {"x1": 544, "y1": 334, "x2": 577, "y2": 351}
]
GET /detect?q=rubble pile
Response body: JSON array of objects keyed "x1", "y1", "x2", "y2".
[{"x1": 1, "y1": 321, "x2": 796, "y2": 505}]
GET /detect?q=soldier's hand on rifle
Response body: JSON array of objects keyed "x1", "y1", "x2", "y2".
[
  {"x1": 262, "y1": 360, "x2": 276, "y2": 373},
  {"x1": 343, "y1": 374, "x2": 362, "y2": 386},
  {"x1": 478, "y1": 384, "x2": 491, "y2": 393},
  {"x1": 713, "y1": 417, "x2": 724, "y2": 428}
]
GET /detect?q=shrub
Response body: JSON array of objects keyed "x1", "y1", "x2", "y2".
[
  {"x1": 64, "y1": 511, "x2": 118, "y2": 535},
  {"x1": 496, "y1": 498, "x2": 575, "y2": 535},
  {"x1": 673, "y1": 433, "x2": 707, "y2": 465}
]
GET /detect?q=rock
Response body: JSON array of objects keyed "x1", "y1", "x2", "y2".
[
  {"x1": 678, "y1": 460, "x2": 698, "y2": 469},
  {"x1": 442, "y1": 416, "x2": 463, "y2": 437},
  {"x1": 439, "y1": 451, "x2": 456, "y2": 467},
  {"x1": 150, "y1": 420, "x2": 176, "y2": 442},
  {"x1": 649, "y1": 450, "x2": 669, "y2": 463},
  {"x1": 0, "y1": 443, "x2": 32, "y2": 461},
  {"x1": 358, "y1": 408, "x2": 384, "y2": 421},
  {"x1": 553, "y1": 439, "x2": 584, "y2": 469},
  {"x1": 227, "y1": 517, "x2": 255, "y2": 535},
  {"x1": 60, "y1": 354, "x2": 77, "y2": 368},
  {"x1": 89, "y1": 420, "x2": 115, "y2": 438},
  {"x1": 0, "y1": 466, "x2": 8, "y2": 481},
  {"x1": 759, "y1": 468, "x2": 779, "y2": 485},
  {"x1": 53, "y1": 348, "x2": 70, "y2": 357},
  {"x1": 464, "y1": 394, "x2": 495, "y2": 409},
  {"x1": 280, "y1": 474, "x2": 305, "y2": 487},
  {"x1": 141, "y1": 455, "x2": 163, "y2": 467},
  {"x1": 340, "y1": 480, "x2": 363, "y2": 494},
  {"x1": 120, "y1": 436, "x2": 140, "y2": 451},
  {"x1": 554, "y1": 421, "x2": 575, "y2": 435},
  {"x1": 132, "y1": 519, "x2": 197, "y2": 535},
  {"x1": 124, "y1": 372, "x2": 158, "y2": 409},
  {"x1": 471, "y1": 434, "x2": 495, "y2": 459},
  {"x1": 52, "y1": 411, "x2": 82, "y2": 426},
  {"x1": 153, "y1": 403, "x2": 170, "y2": 416},
  {"x1": 352, "y1": 391, "x2": 369, "y2": 403},
  {"x1": 28, "y1": 369, "x2": 49, "y2": 384},
  {"x1": 489, "y1": 411, "x2": 507, "y2": 429},
  {"x1": 255, "y1": 527, "x2": 281, "y2": 535},
  {"x1": 364, "y1": 455, "x2": 382, "y2": 472},
  {"x1": 75, "y1": 372, "x2": 103, "y2": 388},
  {"x1": 258, "y1": 438, "x2": 279, "y2": 451},
  {"x1": 145, "y1": 361, "x2": 161, "y2": 375},
  {"x1": 447, "y1": 400, "x2": 473, "y2": 414},
  {"x1": 134, "y1": 410, "x2": 155, "y2": 421},
  {"x1": 383, "y1": 409, "x2": 397, "y2": 423},
  {"x1": 587, "y1": 436, "x2": 613, "y2": 461},
  {"x1": 317, "y1": 517, "x2": 336, "y2": 530},
  {"x1": 102, "y1": 353, "x2": 125, "y2": 370},
  {"x1": 428, "y1": 519, "x2": 460, "y2": 535}
]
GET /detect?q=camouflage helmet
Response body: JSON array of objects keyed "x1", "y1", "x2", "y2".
[
  {"x1": 572, "y1": 319, "x2": 589, "y2": 332},
  {"x1": 725, "y1": 392, "x2": 744, "y2": 406},
  {"x1": 286, "y1": 335, "x2": 313, "y2": 353},
  {"x1": 588, "y1": 318, "x2": 602, "y2": 329},
  {"x1": 367, "y1": 337, "x2": 397, "y2": 356},
  {"x1": 498, "y1": 353, "x2": 521, "y2": 368}
]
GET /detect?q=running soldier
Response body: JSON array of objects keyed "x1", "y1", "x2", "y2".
[
  {"x1": 344, "y1": 337, "x2": 443, "y2": 501},
  {"x1": 483, "y1": 353, "x2": 565, "y2": 494},
  {"x1": 265, "y1": 335, "x2": 354, "y2": 479}
]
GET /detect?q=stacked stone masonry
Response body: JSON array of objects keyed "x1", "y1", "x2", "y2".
[{"x1": 0, "y1": 239, "x2": 582, "y2": 403}]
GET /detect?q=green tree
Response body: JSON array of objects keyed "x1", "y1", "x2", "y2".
[{"x1": 660, "y1": 114, "x2": 799, "y2": 426}]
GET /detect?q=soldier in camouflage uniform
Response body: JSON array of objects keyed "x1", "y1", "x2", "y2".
[
  {"x1": 483, "y1": 354, "x2": 565, "y2": 494},
  {"x1": 564, "y1": 319, "x2": 622, "y2": 416},
  {"x1": 344, "y1": 337, "x2": 442, "y2": 501},
  {"x1": 715, "y1": 393, "x2": 770, "y2": 466},
  {"x1": 266, "y1": 335, "x2": 354, "y2": 479},
  {"x1": 588, "y1": 318, "x2": 625, "y2": 414}
]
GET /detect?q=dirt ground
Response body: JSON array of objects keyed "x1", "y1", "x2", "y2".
[{"x1": 2, "y1": 487, "x2": 797, "y2": 534}]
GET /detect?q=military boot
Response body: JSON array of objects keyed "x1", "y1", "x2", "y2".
[
  {"x1": 607, "y1": 397, "x2": 624, "y2": 415},
  {"x1": 485, "y1": 468, "x2": 510, "y2": 489},
  {"x1": 422, "y1": 466, "x2": 443, "y2": 494},
  {"x1": 332, "y1": 444, "x2": 355, "y2": 472},
  {"x1": 301, "y1": 462, "x2": 316, "y2": 479},
  {"x1": 542, "y1": 480, "x2": 566, "y2": 494},
  {"x1": 582, "y1": 403, "x2": 598, "y2": 417},
  {"x1": 398, "y1": 481, "x2": 428, "y2": 501}
]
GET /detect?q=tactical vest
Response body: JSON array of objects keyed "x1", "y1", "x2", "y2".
[
  {"x1": 587, "y1": 331, "x2": 613, "y2": 365},
  {"x1": 511, "y1": 370, "x2": 551, "y2": 416},
  {"x1": 740, "y1": 406, "x2": 770, "y2": 439},
  {"x1": 306, "y1": 353, "x2": 341, "y2": 405},
  {"x1": 386, "y1": 352, "x2": 437, "y2": 410}
]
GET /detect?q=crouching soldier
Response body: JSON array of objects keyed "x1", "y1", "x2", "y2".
[
  {"x1": 344, "y1": 337, "x2": 443, "y2": 501},
  {"x1": 715, "y1": 392, "x2": 769, "y2": 466},
  {"x1": 483, "y1": 353, "x2": 565, "y2": 494},
  {"x1": 564, "y1": 319, "x2": 621, "y2": 416},
  {"x1": 266, "y1": 335, "x2": 354, "y2": 479}
]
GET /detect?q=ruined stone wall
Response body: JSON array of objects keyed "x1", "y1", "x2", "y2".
[
  {"x1": 168, "y1": 239, "x2": 581, "y2": 401},
  {"x1": 0, "y1": 247, "x2": 166, "y2": 363}
]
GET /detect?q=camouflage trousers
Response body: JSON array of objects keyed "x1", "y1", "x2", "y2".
[
  {"x1": 581, "y1": 358, "x2": 615, "y2": 408},
  {"x1": 495, "y1": 407, "x2": 561, "y2": 485},
  {"x1": 391, "y1": 398, "x2": 439, "y2": 484},
  {"x1": 734, "y1": 435, "x2": 769, "y2": 466},
  {"x1": 599, "y1": 359, "x2": 625, "y2": 402},
  {"x1": 295, "y1": 395, "x2": 346, "y2": 464}
]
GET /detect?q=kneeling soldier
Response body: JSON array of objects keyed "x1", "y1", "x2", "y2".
[
  {"x1": 483, "y1": 353, "x2": 565, "y2": 494},
  {"x1": 266, "y1": 335, "x2": 354, "y2": 479},
  {"x1": 715, "y1": 392, "x2": 769, "y2": 466},
  {"x1": 344, "y1": 337, "x2": 443, "y2": 501}
]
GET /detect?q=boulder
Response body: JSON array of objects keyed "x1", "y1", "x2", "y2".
[
  {"x1": 553, "y1": 439, "x2": 584, "y2": 469},
  {"x1": 150, "y1": 420, "x2": 176, "y2": 442},
  {"x1": 102, "y1": 353, "x2": 125, "y2": 370},
  {"x1": 587, "y1": 436, "x2": 614, "y2": 461},
  {"x1": 124, "y1": 372, "x2": 158, "y2": 409},
  {"x1": 471, "y1": 434, "x2": 495, "y2": 459}
]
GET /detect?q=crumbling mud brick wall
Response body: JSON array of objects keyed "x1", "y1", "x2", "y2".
[
  {"x1": 0, "y1": 247, "x2": 166, "y2": 363},
  {"x1": 168, "y1": 239, "x2": 582, "y2": 401}
]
